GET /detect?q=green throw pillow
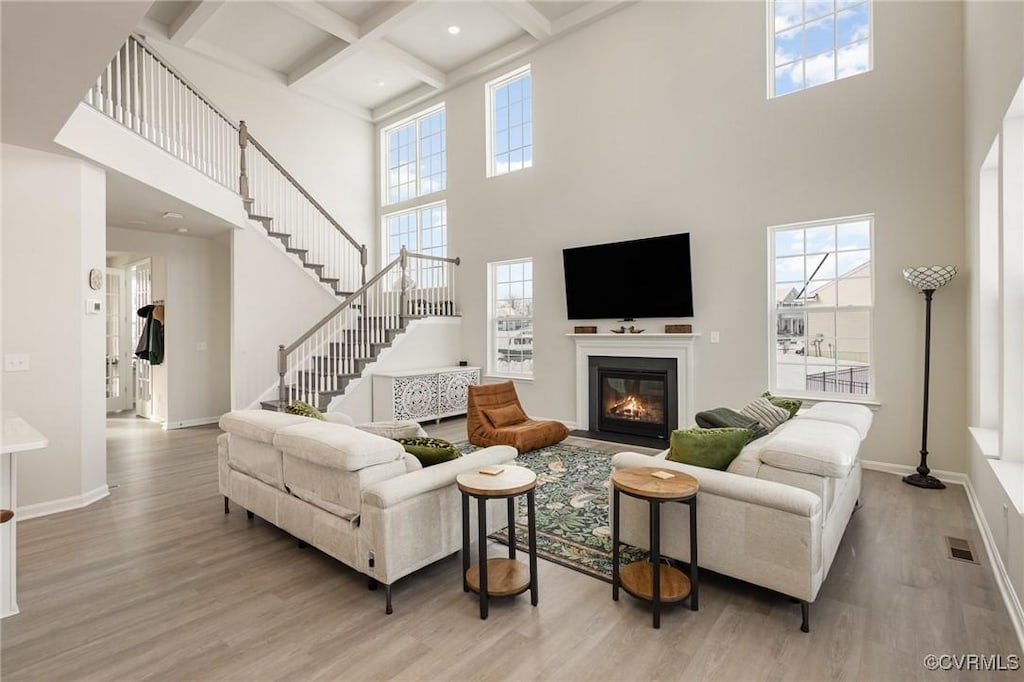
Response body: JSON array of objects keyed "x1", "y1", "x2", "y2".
[
  {"x1": 761, "y1": 392, "x2": 802, "y2": 419},
  {"x1": 667, "y1": 428, "x2": 753, "y2": 471},
  {"x1": 394, "y1": 437, "x2": 461, "y2": 468},
  {"x1": 695, "y1": 407, "x2": 769, "y2": 441},
  {"x1": 285, "y1": 400, "x2": 324, "y2": 420}
]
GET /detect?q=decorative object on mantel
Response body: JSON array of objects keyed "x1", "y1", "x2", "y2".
[
  {"x1": 902, "y1": 265, "x2": 958, "y2": 490},
  {"x1": 610, "y1": 326, "x2": 626, "y2": 334},
  {"x1": 574, "y1": 326, "x2": 598, "y2": 334},
  {"x1": 628, "y1": 326, "x2": 645, "y2": 334},
  {"x1": 665, "y1": 324, "x2": 692, "y2": 334}
]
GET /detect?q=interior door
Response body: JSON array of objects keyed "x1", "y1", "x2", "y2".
[
  {"x1": 130, "y1": 260, "x2": 153, "y2": 419},
  {"x1": 105, "y1": 268, "x2": 129, "y2": 412}
]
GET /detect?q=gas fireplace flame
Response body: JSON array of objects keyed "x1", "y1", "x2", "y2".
[{"x1": 609, "y1": 395, "x2": 648, "y2": 420}]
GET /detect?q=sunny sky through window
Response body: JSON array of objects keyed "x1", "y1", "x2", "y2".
[{"x1": 771, "y1": 0, "x2": 871, "y2": 97}]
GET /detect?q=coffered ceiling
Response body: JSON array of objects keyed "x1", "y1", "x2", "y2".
[{"x1": 137, "y1": 1, "x2": 628, "y2": 121}]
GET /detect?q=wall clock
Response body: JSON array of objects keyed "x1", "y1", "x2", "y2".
[{"x1": 88, "y1": 268, "x2": 103, "y2": 291}]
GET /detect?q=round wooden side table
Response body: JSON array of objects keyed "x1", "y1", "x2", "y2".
[
  {"x1": 457, "y1": 465, "x2": 538, "y2": 620},
  {"x1": 611, "y1": 466, "x2": 699, "y2": 629}
]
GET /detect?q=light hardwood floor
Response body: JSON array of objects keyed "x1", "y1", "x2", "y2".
[{"x1": 1, "y1": 416, "x2": 1019, "y2": 681}]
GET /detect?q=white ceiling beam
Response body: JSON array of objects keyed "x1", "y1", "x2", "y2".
[
  {"x1": 287, "y1": 40, "x2": 358, "y2": 87},
  {"x1": 168, "y1": 1, "x2": 224, "y2": 45},
  {"x1": 366, "y1": 40, "x2": 445, "y2": 89},
  {"x1": 493, "y1": 2, "x2": 552, "y2": 40},
  {"x1": 372, "y1": 34, "x2": 537, "y2": 122},
  {"x1": 274, "y1": 2, "x2": 359, "y2": 43},
  {"x1": 359, "y1": 1, "x2": 428, "y2": 41},
  {"x1": 551, "y1": 1, "x2": 631, "y2": 34}
]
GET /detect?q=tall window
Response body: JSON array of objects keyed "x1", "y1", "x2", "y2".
[
  {"x1": 486, "y1": 66, "x2": 532, "y2": 177},
  {"x1": 769, "y1": 0, "x2": 871, "y2": 98},
  {"x1": 770, "y1": 215, "x2": 873, "y2": 398},
  {"x1": 381, "y1": 105, "x2": 446, "y2": 266},
  {"x1": 489, "y1": 258, "x2": 533, "y2": 378}
]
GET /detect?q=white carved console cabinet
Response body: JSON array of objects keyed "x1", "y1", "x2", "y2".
[{"x1": 372, "y1": 366, "x2": 481, "y2": 423}]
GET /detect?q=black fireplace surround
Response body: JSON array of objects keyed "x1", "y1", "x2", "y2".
[{"x1": 587, "y1": 356, "x2": 678, "y2": 443}]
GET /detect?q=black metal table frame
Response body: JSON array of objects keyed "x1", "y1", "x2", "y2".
[
  {"x1": 460, "y1": 488, "x2": 538, "y2": 619},
  {"x1": 611, "y1": 486, "x2": 698, "y2": 628}
]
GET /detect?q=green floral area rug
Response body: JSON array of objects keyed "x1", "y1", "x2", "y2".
[{"x1": 457, "y1": 441, "x2": 649, "y2": 583}]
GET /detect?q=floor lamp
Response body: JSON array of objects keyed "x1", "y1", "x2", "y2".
[{"x1": 902, "y1": 265, "x2": 958, "y2": 489}]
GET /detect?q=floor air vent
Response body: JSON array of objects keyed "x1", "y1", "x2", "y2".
[{"x1": 945, "y1": 536, "x2": 978, "y2": 564}]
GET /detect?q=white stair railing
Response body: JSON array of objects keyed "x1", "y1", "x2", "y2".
[
  {"x1": 84, "y1": 35, "x2": 239, "y2": 190},
  {"x1": 84, "y1": 34, "x2": 366, "y2": 290},
  {"x1": 279, "y1": 248, "x2": 461, "y2": 410}
]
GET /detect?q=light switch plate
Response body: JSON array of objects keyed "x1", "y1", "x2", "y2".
[
  {"x1": 86, "y1": 299, "x2": 102, "y2": 315},
  {"x1": 4, "y1": 354, "x2": 30, "y2": 372},
  {"x1": 196, "y1": 341, "x2": 208, "y2": 352},
  {"x1": 710, "y1": 331, "x2": 721, "y2": 344}
]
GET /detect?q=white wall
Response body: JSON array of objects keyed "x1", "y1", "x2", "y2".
[
  {"x1": 231, "y1": 223, "x2": 339, "y2": 409},
  {"x1": 1, "y1": 143, "x2": 107, "y2": 509},
  {"x1": 107, "y1": 227, "x2": 232, "y2": 427},
  {"x1": 379, "y1": 1, "x2": 966, "y2": 472},
  {"x1": 145, "y1": 39, "x2": 377, "y2": 265},
  {"x1": 963, "y1": 0, "x2": 1024, "y2": 630}
]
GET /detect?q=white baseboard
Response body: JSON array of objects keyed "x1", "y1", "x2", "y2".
[
  {"x1": 17, "y1": 484, "x2": 109, "y2": 521},
  {"x1": 860, "y1": 459, "x2": 968, "y2": 485},
  {"x1": 163, "y1": 416, "x2": 221, "y2": 430},
  {"x1": 862, "y1": 460, "x2": 1024, "y2": 651},
  {"x1": 962, "y1": 476, "x2": 1024, "y2": 651}
]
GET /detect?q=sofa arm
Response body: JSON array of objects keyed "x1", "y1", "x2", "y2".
[
  {"x1": 611, "y1": 451, "x2": 821, "y2": 518},
  {"x1": 362, "y1": 445, "x2": 518, "y2": 509},
  {"x1": 323, "y1": 412, "x2": 355, "y2": 426}
]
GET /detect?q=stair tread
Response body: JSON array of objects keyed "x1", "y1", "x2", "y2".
[{"x1": 266, "y1": 231, "x2": 289, "y2": 238}]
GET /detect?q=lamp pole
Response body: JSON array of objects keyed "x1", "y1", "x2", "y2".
[{"x1": 904, "y1": 287, "x2": 945, "y2": 489}]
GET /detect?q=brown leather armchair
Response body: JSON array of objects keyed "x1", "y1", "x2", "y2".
[{"x1": 467, "y1": 381, "x2": 570, "y2": 453}]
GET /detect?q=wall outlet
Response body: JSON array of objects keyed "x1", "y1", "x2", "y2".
[
  {"x1": 710, "y1": 331, "x2": 721, "y2": 344},
  {"x1": 4, "y1": 354, "x2": 30, "y2": 372},
  {"x1": 196, "y1": 341, "x2": 208, "y2": 352}
]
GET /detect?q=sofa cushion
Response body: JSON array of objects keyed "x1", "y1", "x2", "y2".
[
  {"x1": 285, "y1": 400, "x2": 324, "y2": 420},
  {"x1": 227, "y1": 435, "x2": 286, "y2": 491},
  {"x1": 355, "y1": 420, "x2": 428, "y2": 440},
  {"x1": 395, "y1": 437, "x2": 462, "y2": 467},
  {"x1": 761, "y1": 392, "x2": 802, "y2": 419},
  {"x1": 758, "y1": 419, "x2": 861, "y2": 478},
  {"x1": 798, "y1": 402, "x2": 873, "y2": 440},
  {"x1": 741, "y1": 397, "x2": 790, "y2": 432},
  {"x1": 696, "y1": 407, "x2": 769, "y2": 440},
  {"x1": 274, "y1": 421, "x2": 405, "y2": 472},
  {"x1": 483, "y1": 404, "x2": 528, "y2": 428},
  {"x1": 667, "y1": 428, "x2": 753, "y2": 471},
  {"x1": 219, "y1": 410, "x2": 311, "y2": 445},
  {"x1": 283, "y1": 453, "x2": 407, "y2": 520}
]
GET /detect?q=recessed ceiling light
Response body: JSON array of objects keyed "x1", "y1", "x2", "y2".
[
  {"x1": 162, "y1": 211, "x2": 184, "y2": 220},
  {"x1": 176, "y1": 227, "x2": 189, "y2": 234},
  {"x1": 377, "y1": 80, "x2": 385, "y2": 87},
  {"x1": 448, "y1": 25, "x2": 461, "y2": 35}
]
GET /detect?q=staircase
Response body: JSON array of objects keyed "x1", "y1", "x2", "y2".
[
  {"x1": 85, "y1": 35, "x2": 462, "y2": 412},
  {"x1": 263, "y1": 247, "x2": 461, "y2": 412}
]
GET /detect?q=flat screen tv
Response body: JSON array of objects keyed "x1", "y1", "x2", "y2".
[{"x1": 562, "y1": 233, "x2": 694, "y2": 320}]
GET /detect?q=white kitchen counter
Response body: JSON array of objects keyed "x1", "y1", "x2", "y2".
[{"x1": 1, "y1": 412, "x2": 48, "y2": 618}]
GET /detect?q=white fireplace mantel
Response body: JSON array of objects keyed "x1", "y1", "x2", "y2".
[{"x1": 567, "y1": 333, "x2": 700, "y2": 432}]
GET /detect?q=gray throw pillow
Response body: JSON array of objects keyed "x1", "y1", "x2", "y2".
[{"x1": 695, "y1": 407, "x2": 769, "y2": 440}]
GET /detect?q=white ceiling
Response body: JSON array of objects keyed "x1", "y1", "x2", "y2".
[
  {"x1": 107, "y1": 171, "x2": 237, "y2": 239},
  {"x1": 136, "y1": 1, "x2": 628, "y2": 121}
]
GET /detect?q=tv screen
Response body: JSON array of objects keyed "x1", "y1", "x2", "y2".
[{"x1": 562, "y1": 233, "x2": 694, "y2": 320}]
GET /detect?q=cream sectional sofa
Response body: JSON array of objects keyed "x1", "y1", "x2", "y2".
[
  {"x1": 217, "y1": 410, "x2": 517, "y2": 613},
  {"x1": 611, "y1": 402, "x2": 873, "y2": 632}
]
